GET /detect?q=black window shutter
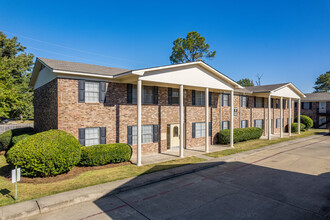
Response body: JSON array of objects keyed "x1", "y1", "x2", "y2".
[
  {"x1": 209, "y1": 92, "x2": 212, "y2": 106},
  {"x1": 228, "y1": 121, "x2": 230, "y2": 129},
  {"x1": 240, "y1": 96, "x2": 243, "y2": 107},
  {"x1": 192, "y1": 90, "x2": 196, "y2": 105},
  {"x1": 262, "y1": 98, "x2": 265, "y2": 108},
  {"x1": 153, "y1": 124, "x2": 159, "y2": 142},
  {"x1": 127, "y1": 84, "x2": 132, "y2": 104},
  {"x1": 246, "y1": 120, "x2": 249, "y2": 128},
  {"x1": 228, "y1": 94, "x2": 231, "y2": 107},
  {"x1": 127, "y1": 126, "x2": 132, "y2": 145},
  {"x1": 254, "y1": 97, "x2": 257, "y2": 107},
  {"x1": 99, "y1": 82, "x2": 106, "y2": 103},
  {"x1": 247, "y1": 96, "x2": 249, "y2": 107},
  {"x1": 309, "y1": 102, "x2": 312, "y2": 109},
  {"x1": 192, "y1": 123, "x2": 196, "y2": 138},
  {"x1": 78, "y1": 128, "x2": 85, "y2": 146},
  {"x1": 221, "y1": 94, "x2": 223, "y2": 106},
  {"x1": 100, "y1": 127, "x2": 106, "y2": 144},
  {"x1": 168, "y1": 88, "x2": 172, "y2": 105},
  {"x1": 254, "y1": 120, "x2": 256, "y2": 127},
  {"x1": 78, "y1": 80, "x2": 85, "y2": 103},
  {"x1": 271, "y1": 98, "x2": 273, "y2": 108},
  {"x1": 262, "y1": 120, "x2": 264, "y2": 129},
  {"x1": 301, "y1": 102, "x2": 304, "y2": 109},
  {"x1": 276, "y1": 119, "x2": 278, "y2": 128},
  {"x1": 209, "y1": 121, "x2": 212, "y2": 136},
  {"x1": 153, "y1": 86, "x2": 158, "y2": 104}
]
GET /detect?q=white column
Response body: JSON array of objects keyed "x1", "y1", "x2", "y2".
[
  {"x1": 289, "y1": 98, "x2": 292, "y2": 136},
  {"x1": 298, "y1": 98, "x2": 301, "y2": 134},
  {"x1": 268, "y1": 95, "x2": 271, "y2": 140},
  {"x1": 179, "y1": 85, "x2": 184, "y2": 158},
  {"x1": 205, "y1": 88, "x2": 209, "y2": 153},
  {"x1": 230, "y1": 90, "x2": 234, "y2": 148},
  {"x1": 137, "y1": 79, "x2": 142, "y2": 166},
  {"x1": 280, "y1": 97, "x2": 283, "y2": 138}
]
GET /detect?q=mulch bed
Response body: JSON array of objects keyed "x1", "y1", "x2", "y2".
[{"x1": 3, "y1": 161, "x2": 132, "y2": 184}]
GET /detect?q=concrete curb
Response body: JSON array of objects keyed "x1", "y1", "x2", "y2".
[{"x1": 0, "y1": 134, "x2": 323, "y2": 220}]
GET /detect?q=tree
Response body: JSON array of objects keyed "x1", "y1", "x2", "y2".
[
  {"x1": 256, "y1": 73, "x2": 263, "y2": 86},
  {"x1": 313, "y1": 71, "x2": 330, "y2": 93},
  {"x1": 170, "y1": 31, "x2": 216, "y2": 64},
  {"x1": 237, "y1": 78, "x2": 254, "y2": 87},
  {"x1": 0, "y1": 32, "x2": 34, "y2": 120}
]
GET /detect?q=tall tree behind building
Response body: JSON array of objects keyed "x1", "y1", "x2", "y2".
[
  {"x1": 0, "y1": 31, "x2": 34, "y2": 120},
  {"x1": 313, "y1": 71, "x2": 330, "y2": 92}
]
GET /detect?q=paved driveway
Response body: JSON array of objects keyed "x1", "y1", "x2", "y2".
[{"x1": 29, "y1": 135, "x2": 330, "y2": 220}]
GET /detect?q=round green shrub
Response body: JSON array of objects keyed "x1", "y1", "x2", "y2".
[
  {"x1": 291, "y1": 122, "x2": 306, "y2": 133},
  {"x1": 0, "y1": 127, "x2": 35, "y2": 151},
  {"x1": 6, "y1": 129, "x2": 81, "y2": 177},
  {"x1": 294, "y1": 115, "x2": 313, "y2": 130},
  {"x1": 79, "y1": 143, "x2": 132, "y2": 166},
  {"x1": 217, "y1": 127, "x2": 264, "y2": 145}
]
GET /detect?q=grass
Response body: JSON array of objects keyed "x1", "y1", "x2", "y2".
[
  {"x1": 205, "y1": 129, "x2": 328, "y2": 158},
  {"x1": 0, "y1": 156, "x2": 205, "y2": 207}
]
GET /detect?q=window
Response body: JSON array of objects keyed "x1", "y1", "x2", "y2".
[
  {"x1": 132, "y1": 125, "x2": 154, "y2": 145},
  {"x1": 195, "y1": 122, "x2": 205, "y2": 138},
  {"x1": 85, "y1": 81, "x2": 99, "y2": 103},
  {"x1": 168, "y1": 88, "x2": 179, "y2": 105},
  {"x1": 255, "y1": 97, "x2": 264, "y2": 108},
  {"x1": 195, "y1": 91, "x2": 205, "y2": 106},
  {"x1": 302, "y1": 102, "x2": 311, "y2": 109},
  {"x1": 276, "y1": 99, "x2": 280, "y2": 108},
  {"x1": 173, "y1": 126, "x2": 179, "y2": 137},
  {"x1": 276, "y1": 118, "x2": 281, "y2": 128},
  {"x1": 222, "y1": 121, "x2": 230, "y2": 130},
  {"x1": 287, "y1": 100, "x2": 290, "y2": 109},
  {"x1": 254, "y1": 119, "x2": 264, "y2": 129},
  {"x1": 131, "y1": 85, "x2": 155, "y2": 104},
  {"x1": 240, "y1": 120, "x2": 248, "y2": 128},
  {"x1": 319, "y1": 102, "x2": 326, "y2": 113},
  {"x1": 241, "y1": 96, "x2": 248, "y2": 107},
  {"x1": 85, "y1": 128, "x2": 100, "y2": 146},
  {"x1": 222, "y1": 94, "x2": 230, "y2": 106}
]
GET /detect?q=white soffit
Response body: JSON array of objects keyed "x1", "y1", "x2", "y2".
[{"x1": 138, "y1": 64, "x2": 235, "y2": 91}]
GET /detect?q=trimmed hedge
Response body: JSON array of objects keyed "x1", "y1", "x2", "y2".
[
  {"x1": 291, "y1": 122, "x2": 306, "y2": 133},
  {"x1": 79, "y1": 143, "x2": 132, "y2": 166},
  {"x1": 217, "y1": 127, "x2": 264, "y2": 145},
  {"x1": 294, "y1": 115, "x2": 313, "y2": 130},
  {"x1": 6, "y1": 130, "x2": 81, "y2": 177},
  {"x1": 0, "y1": 127, "x2": 35, "y2": 151}
]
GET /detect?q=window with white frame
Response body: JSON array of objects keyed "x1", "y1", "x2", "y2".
[
  {"x1": 303, "y1": 102, "x2": 311, "y2": 109},
  {"x1": 132, "y1": 125, "x2": 154, "y2": 145},
  {"x1": 255, "y1": 97, "x2": 263, "y2": 108},
  {"x1": 240, "y1": 120, "x2": 248, "y2": 128},
  {"x1": 222, "y1": 121, "x2": 230, "y2": 130},
  {"x1": 132, "y1": 85, "x2": 154, "y2": 104},
  {"x1": 276, "y1": 118, "x2": 281, "y2": 128},
  {"x1": 222, "y1": 94, "x2": 230, "y2": 106},
  {"x1": 85, "y1": 81, "x2": 99, "y2": 103},
  {"x1": 172, "y1": 89, "x2": 179, "y2": 104},
  {"x1": 195, "y1": 122, "x2": 205, "y2": 138},
  {"x1": 254, "y1": 119, "x2": 264, "y2": 129},
  {"x1": 195, "y1": 91, "x2": 205, "y2": 106},
  {"x1": 85, "y1": 127, "x2": 100, "y2": 146},
  {"x1": 241, "y1": 96, "x2": 248, "y2": 107}
]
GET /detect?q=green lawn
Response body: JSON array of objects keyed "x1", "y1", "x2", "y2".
[
  {"x1": 0, "y1": 156, "x2": 205, "y2": 207},
  {"x1": 205, "y1": 129, "x2": 328, "y2": 158}
]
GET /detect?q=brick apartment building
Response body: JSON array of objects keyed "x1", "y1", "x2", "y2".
[
  {"x1": 30, "y1": 58, "x2": 305, "y2": 165},
  {"x1": 294, "y1": 92, "x2": 330, "y2": 129}
]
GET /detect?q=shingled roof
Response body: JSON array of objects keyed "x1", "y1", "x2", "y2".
[
  {"x1": 38, "y1": 57, "x2": 131, "y2": 76},
  {"x1": 243, "y1": 83, "x2": 289, "y2": 93},
  {"x1": 302, "y1": 92, "x2": 330, "y2": 101}
]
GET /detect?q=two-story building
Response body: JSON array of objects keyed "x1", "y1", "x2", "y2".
[
  {"x1": 30, "y1": 58, "x2": 305, "y2": 165},
  {"x1": 295, "y1": 92, "x2": 330, "y2": 128}
]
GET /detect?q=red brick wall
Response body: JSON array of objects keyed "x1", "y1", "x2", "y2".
[{"x1": 34, "y1": 79, "x2": 58, "y2": 132}]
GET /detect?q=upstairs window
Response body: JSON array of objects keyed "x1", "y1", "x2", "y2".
[
  {"x1": 302, "y1": 102, "x2": 311, "y2": 109},
  {"x1": 195, "y1": 91, "x2": 205, "y2": 106},
  {"x1": 127, "y1": 84, "x2": 158, "y2": 105},
  {"x1": 241, "y1": 96, "x2": 248, "y2": 107},
  {"x1": 85, "y1": 81, "x2": 100, "y2": 103},
  {"x1": 168, "y1": 88, "x2": 179, "y2": 105},
  {"x1": 222, "y1": 94, "x2": 230, "y2": 106},
  {"x1": 255, "y1": 97, "x2": 264, "y2": 108}
]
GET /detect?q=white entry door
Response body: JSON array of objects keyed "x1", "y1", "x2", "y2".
[{"x1": 170, "y1": 124, "x2": 180, "y2": 149}]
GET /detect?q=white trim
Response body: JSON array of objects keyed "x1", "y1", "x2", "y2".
[{"x1": 53, "y1": 70, "x2": 114, "y2": 78}]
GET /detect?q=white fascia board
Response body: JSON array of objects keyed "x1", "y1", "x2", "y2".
[{"x1": 53, "y1": 70, "x2": 114, "y2": 79}]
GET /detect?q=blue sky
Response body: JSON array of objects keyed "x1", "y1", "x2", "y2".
[{"x1": 1, "y1": 0, "x2": 329, "y2": 93}]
